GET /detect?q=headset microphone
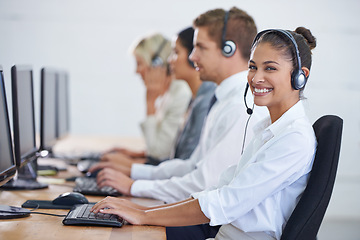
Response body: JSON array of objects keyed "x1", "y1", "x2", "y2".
[
  {"x1": 244, "y1": 83, "x2": 253, "y2": 115},
  {"x1": 241, "y1": 82, "x2": 253, "y2": 155}
]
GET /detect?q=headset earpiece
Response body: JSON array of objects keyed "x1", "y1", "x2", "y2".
[
  {"x1": 222, "y1": 40, "x2": 236, "y2": 58},
  {"x1": 151, "y1": 39, "x2": 167, "y2": 67},
  {"x1": 151, "y1": 56, "x2": 164, "y2": 67},
  {"x1": 221, "y1": 11, "x2": 236, "y2": 58},
  {"x1": 291, "y1": 69, "x2": 307, "y2": 90}
]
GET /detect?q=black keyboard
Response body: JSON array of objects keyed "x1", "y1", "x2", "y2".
[
  {"x1": 73, "y1": 177, "x2": 121, "y2": 197},
  {"x1": 63, "y1": 203, "x2": 124, "y2": 227}
]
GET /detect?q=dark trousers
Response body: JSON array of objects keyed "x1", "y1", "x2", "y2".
[{"x1": 166, "y1": 224, "x2": 220, "y2": 240}]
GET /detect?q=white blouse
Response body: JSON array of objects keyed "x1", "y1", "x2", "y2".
[
  {"x1": 193, "y1": 100, "x2": 317, "y2": 240},
  {"x1": 140, "y1": 79, "x2": 191, "y2": 159}
]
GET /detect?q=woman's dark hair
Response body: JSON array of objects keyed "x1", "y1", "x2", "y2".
[
  {"x1": 253, "y1": 27, "x2": 316, "y2": 71},
  {"x1": 177, "y1": 27, "x2": 195, "y2": 56}
]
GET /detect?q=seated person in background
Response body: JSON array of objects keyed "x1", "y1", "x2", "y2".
[
  {"x1": 114, "y1": 33, "x2": 192, "y2": 163},
  {"x1": 91, "y1": 26, "x2": 318, "y2": 240},
  {"x1": 91, "y1": 7, "x2": 266, "y2": 205},
  {"x1": 90, "y1": 26, "x2": 216, "y2": 174}
]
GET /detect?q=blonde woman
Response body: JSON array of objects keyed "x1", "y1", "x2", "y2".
[{"x1": 113, "y1": 33, "x2": 192, "y2": 163}]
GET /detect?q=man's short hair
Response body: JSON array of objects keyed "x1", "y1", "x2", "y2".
[{"x1": 193, "y1": 7, "x2": 257, "y2": 61}]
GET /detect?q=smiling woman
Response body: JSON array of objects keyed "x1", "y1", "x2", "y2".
[
  {"x1": 248, "y1": 28, "x2": 316, "y2": 123},
  {"x1": 248, "y1": 42, "x2": 301, "y2": 122}
]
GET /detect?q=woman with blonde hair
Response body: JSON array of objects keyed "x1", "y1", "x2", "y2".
[{"x1": 112, "y1": 33, "x2": 192, "y2": 164}]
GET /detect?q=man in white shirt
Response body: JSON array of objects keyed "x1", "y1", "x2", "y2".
[
  {"x1": 96, "y1": 6, "x2": 263, "y2": 202},
  {"x1": 95, "y1": 7, "x2": 265, "y2": 239}
]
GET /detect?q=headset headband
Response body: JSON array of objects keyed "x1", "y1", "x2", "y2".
[
  {"x1": 151, "y1": 38, "x2": 167, "y2": 66},
  {"x1": 221, "y1": 11, "x2": 236, "y2": 57},
  {"x1": 221, "y1": 11, "x2": 229, "y2": 48}
]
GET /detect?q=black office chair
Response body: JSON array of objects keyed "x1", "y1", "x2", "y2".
[{"x1": 280, "y1": 115, "x2": 343, "y2": 240}]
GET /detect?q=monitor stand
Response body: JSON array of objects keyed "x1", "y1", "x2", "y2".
[
  {"x1": 1, "y1": 161, "x2": 48, "y2": 190},
  {"x1": 0, "y1": 205, "x2": 30, "y2": 219},
  {"x1": 1, "y1": 178, "x2": 48, "y2": 190}
]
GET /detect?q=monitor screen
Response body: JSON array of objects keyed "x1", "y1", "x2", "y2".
[
  {"x1": 11, "y1": 65, "x2": 38, "y2": 167},
  {"x1": 40, "y1": 68, "x2": 57, "y2": 152},
  {"x1": 0, "y1": 66, "x2": 17, "y2": 186},
  {"x1": 56, "y1": 70, "x2": 70, "y2": 139}
]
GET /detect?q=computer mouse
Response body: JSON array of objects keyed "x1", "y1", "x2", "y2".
[
  {"x1": 52, "y1": 192, "x2": 89, "y2": 206},
  {"x1": 85, "y1": 169, "x2": 101, "y2": 178},
  {"x1": 77, "y1": 159, "x2": 98, "y2": 173}
]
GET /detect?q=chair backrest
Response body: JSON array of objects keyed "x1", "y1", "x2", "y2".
[{"x1": 280, "y1": 115, "x2": 343, "y2": 240}]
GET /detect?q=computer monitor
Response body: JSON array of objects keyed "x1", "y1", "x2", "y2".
[
  {"x1": 39, "y1": 67, "x2": 57, "y2": 153},
  {"x1": 0, "y1": 66, "x2": 31, "y2": 219},
  {"x1": 37, "y1": 68, "x2": 72, "y2": 170},
  {"x1": 56, "y1": 70, "x2": 70, "y2": 140},
  {"x1": 2, "y1": 65, "x2": 47, "y2": 190},
  {"x1": 37, "y1": 68, "x2": 67, "y2": 173},
  {"x1": 0, "y1": 66, "x2": 16, "y2": 187}
]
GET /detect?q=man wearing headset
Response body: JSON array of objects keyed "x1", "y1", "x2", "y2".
[{"x1": 94, "y1": 7, "x2": 267, "y2": 238}]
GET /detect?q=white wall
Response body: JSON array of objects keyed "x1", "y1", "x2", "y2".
[{"x1": 1, "y1": 0, "x2": 359, "y2": 219}]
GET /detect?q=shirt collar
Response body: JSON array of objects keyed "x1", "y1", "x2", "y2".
[
  {"x1": 214, "y1": 71, "x2": 248, "y2": 102},
  {"x1": 197, "y1": 81, "x2": 216, "y2": 98},
  {"x1": 254, "y1": 100, "x2": 307, "y2": 138}
]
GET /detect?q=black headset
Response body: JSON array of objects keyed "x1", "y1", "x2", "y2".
[
  {"x1": 252, "y1": 29, "x2": 307, "y2": 90},
  {"x1": 221, "y1": 11, "x2": 236, "y2": 57},
  {"x1": 151, "y1": 38, "x2": 167, "y2": 67}
]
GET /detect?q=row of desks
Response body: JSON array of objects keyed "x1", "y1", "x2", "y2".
[{"x1": 0, "y1": 135, "x2": 166, "y2": 240}]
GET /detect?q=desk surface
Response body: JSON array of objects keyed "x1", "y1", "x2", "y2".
[{"x1": 0, "y1": 135, "x2": 166, "y2": 240}]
